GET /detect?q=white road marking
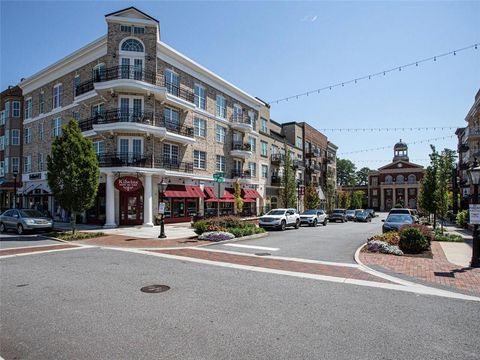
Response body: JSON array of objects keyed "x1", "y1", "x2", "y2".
[
  {"x1": 0, "y1": 245, "x2": 94, "y2": 259},
  {"x1": 0, "y1": 242, "x2": 65, "y2": 251},
  {"x1": 109, "y1": 247, "x2": 480, "y2": 302},
  {"x1": 224, "y1": 244, "x2": 279, "y2": 251}
]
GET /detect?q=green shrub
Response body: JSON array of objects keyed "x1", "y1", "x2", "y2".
[
  {"x1": 368, "y1": 232, "x2": 400, "y2": 246},
  {"x1": 193, "y1": 220, "x2": 209, "y2": 235},
  {"x1": 456, "y1": 210, "x2": 469, "y2": 228},
  {"x1": 399, "y1": 228, "x2": 429, "y2": 254},
  {"x1": 49, "y1": 231, "x2": 105, "y2": 241},
  {"x1": 400, "y1": 224, "x2": 434, "y2": 243},
  {"x1": 229, "y1": 227, "x2": 245, "y2": 238}
]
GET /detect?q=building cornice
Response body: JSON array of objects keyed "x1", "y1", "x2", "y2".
[
  {"x1": 19, "y1": 36, "x2": 108, "y2": 94},
  {"x1": 157, "y1": 41, "x2": 263, "y2": 110}
]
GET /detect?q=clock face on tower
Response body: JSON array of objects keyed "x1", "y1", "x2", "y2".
[{"x1": 398, "y1": 163, "x2": 403, "y2": 168}]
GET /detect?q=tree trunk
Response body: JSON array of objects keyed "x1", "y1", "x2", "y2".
[
  {"x1": 72, "y1": 212, "x2": 76, "y2": 234},
  {"x1": 433, "y1": 212, "x2": 437, "y2": 229}
]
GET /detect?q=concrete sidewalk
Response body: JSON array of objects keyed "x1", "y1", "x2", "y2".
[
  {"x1": 437, "y1": 222, "x2": 473, "y2": 267},
  {"x1": 53, "y1": 222, "x2": 197, "y2": 240}
]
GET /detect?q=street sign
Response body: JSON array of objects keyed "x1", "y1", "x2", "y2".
[
  {"x1": 215, "y1": 182, "x2": 226, "y2": 199},
  {"x1": 470, "y1": 204, "x2": 480, "y2": 224},
  {"x1": 158, "y1": 202, "x2": 166, "y2": 215},
  {"x1": 213, "y1": 172, "x2": 225, "y2": 182}
]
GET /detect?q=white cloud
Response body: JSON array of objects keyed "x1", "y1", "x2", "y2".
[{"x1": 301, "y1": 15, "x2": 318, "y2": 22}]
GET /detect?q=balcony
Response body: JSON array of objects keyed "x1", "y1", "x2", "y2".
[
  {"x1": 305, "y1": 162, "x2": 321, "y2": 172},
  {"x1": 231, "y1": 170, "x2": 252, "y2": 179},
  {"x1": 75, "y1": 66, "x2": 195, "y2": 110},
  {"x1": 271, "y1": 175, "x2": 282, "y2": 186},
  {"x1": 230, "y1": 142, "x2": 253, "y2": 159},
  {"x1": 271, "y1": 153, "x2": 284, "y2": 165},
  {"x1": 97, "y1": 152, "x2": 193, "y2": 173},
  {"x1": 230, "y1": 113, "x2": 254, "y2": 133},
  {"x1": 458, "y1": 143, "x2": 469, "y2": 153},
  {"x1": 305, "y1": 149, "x2": 321, "y2": 158},
  {"x1": 466, "y1": 127, "x2": 480, "y2": 139},
  {"x1": 78, "y1": 110, "x2": 195, "y2": 144},
  {"x1": 459, "y1": 162, "x2": 470, "y2": 171},
  {"x1": 293, "y1": 159, "x2": 305, "y2": 169}
]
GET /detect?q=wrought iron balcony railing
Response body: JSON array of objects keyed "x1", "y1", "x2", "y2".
[
  {"x1": 231, "y1": 170, "x2": 252, "y2": 179},
  {"x1": 232, "y1": 143, "x2": 252, "y2": 151},
  {"x1": 271, "y1": 175, "x2": 282, "y2": 186},
  {"x1": 97, "y1": 152, "x2": 193, "y2": 173},
  {"x1": 78, "y1": 109, "x2": 194, "y2": 137}
]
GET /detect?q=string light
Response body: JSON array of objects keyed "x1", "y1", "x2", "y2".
[
  {"x1": 338, "y1": 135, "x2": 456, "y2": 155},
  {"x1": 268, "y1": 43, "x2": 479, "y2": 104},
  {"x1": 318, "y1": 126, "x2": 457, "y2": 132}
]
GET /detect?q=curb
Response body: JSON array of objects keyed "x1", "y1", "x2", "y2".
[{"x1": 197, "y1": 232, "x2": 269, "y2": 247}]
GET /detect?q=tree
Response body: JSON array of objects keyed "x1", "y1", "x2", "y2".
[
  {"x1": 435, "y1": 149, "x2": 456, "y2": 233},
  {"x1": 304, "y1": 182, "x2": 320, "y2": 210},
  {"x1": 351, "y1": 190, "x2": 364, "y2": 209},
  {"x1": 419, "y1": 145, "x2": 438, "y2": 228},
  {"x1": 325, "y1": 168, "x2": 336, "y2": 212},
  {"x1": 356, "y1": 167, "x2": 371, "y2": 186},
  {"x1": 336, "y1": 159, "x2": 357, "y2": 186},
  {"x1": 233, "y1": 179, "x2": 244, "y2": 214},
  {"x1": 47, "y1": 120, "x2": 100, "y2": 233},
  {"x1": 338, "y1": 191, "x2": 351, "y2": 209},
  {"x1": 280, "y1": 143, "x2": 297, "y2": 209}
]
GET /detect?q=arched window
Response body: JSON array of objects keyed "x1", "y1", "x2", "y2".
[
  {"x1": 121, "y1": 39, "x2": 144, "y2": 52},
  {"x1": 396, "y1": 175, "x2": 404, "y2": 184},
  {"x1": 385, "y1": 175, "x2": 393, "y2": 184},
  {"x1": 408, "y1": 174, "x2": 416, "y2": 184}
]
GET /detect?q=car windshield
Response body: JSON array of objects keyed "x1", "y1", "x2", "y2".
[
  {"x1": 386, "y1": 214, "x2": 413, "y2": 223},
  {"x1": 355, "y1": 210, "x2": 363, "y2": 215},
  {"x1": 346, "y1": 210, "x2": 355, "y2": 215},
  {"x1": 332, "y1": 209, "x2": 344, "y2": 214},
  {"x1": 266, "y1": 210, "x2": 286, "y2": 216},
  {"x1": 19, "y1": 210, "x2": 45, "y2": 218},
  {"x1": 389, "y1": 209, "x2": 409, "y2": 214},
  {"x1": 302, "y1": 210, "x2": 317, "y2": 215},
  {"x1": 357, "y1": 212, "x2": 367, "y2": 217}
]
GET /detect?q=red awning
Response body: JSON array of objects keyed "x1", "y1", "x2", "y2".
[
  {"x1": 243, "y1": 198, "x2": 256, "y2": 203},
  {"x1": 164, "y1": 185, "x2": 205, "y2": 198},
  {"x1": 204, "y1": 186, "x2": 234, "y2": 200},
  {"x1": 242, "y1": 189, "x2": 262, "y2": 199},
  {"x1": 205, "y1": 198, "x2": 235, "y2": 203}
]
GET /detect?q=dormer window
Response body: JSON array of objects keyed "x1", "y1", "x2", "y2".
[
  {"x1": 120, "y1": 25, "x2": 145, "y2": 34},
  {"x1": 121, "y1": 38, "x2": 144, "y2": 52}
]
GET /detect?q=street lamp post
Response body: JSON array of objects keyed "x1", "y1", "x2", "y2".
[
  {"x1": 158, "y1": 178, "x2": 167, "y2": 239},
  {"x1": 467, "y1": 158, "x2": 480, "y2": 268},
  {"x1": 13, "y1": 170, "x2": 18, "y2": 209}
]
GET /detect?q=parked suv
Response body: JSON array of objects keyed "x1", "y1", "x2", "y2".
[
  {"x1": 0, "y1": 209, "x2": 53, "y2": 234},
  {"x1": 259, "y1": 208, "x2": 300, "y2": 231},
  {"x1": 388, "y1": 208, "x2": 419, "y2": 223},
  {"x1": 300, "y1": 209, "x2": 328, "y2": 227},
  {"x1": 329, "y1": 209, "x2": 348, "y2": 223}
]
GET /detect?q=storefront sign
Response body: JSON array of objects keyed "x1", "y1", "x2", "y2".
[
  {"x1": 114, "y1": 176, "x2": 142, "y2": 192},
  {"x1": 29, "y1": 173, "x2": 42, "y2": 180},
  {"x1": 469, "y1": 204, "x2": 480, "y2": 224}
]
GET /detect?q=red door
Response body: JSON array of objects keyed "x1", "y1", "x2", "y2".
[{"x1": 120, "y1": 190, "x2": 144, "y2": 225}]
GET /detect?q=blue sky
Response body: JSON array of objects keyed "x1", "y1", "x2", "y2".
[{"x1": 1, "y1": 1, "x2": 479, "y2": 168}]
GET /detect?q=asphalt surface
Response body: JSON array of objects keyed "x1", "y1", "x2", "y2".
[
  {"x1": 209, "y1": 216, "x2": 384, "y2": 263},
  {"x1": 1, "y1": 246, "x2": 480, "y2": 360},
  {"x1": 0, "y1": 233, "x2": 61, "y2": 249}
]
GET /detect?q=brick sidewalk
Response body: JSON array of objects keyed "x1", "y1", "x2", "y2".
[
  {"x1": 153, "y1": 248, "x2": 392, "y2": 283},
  {"x1": 360, "y1": 242, "x2": 480, "y2": 295},
  {"x1": 77, "y1": 235, "x2": 211, "y2": 248}
]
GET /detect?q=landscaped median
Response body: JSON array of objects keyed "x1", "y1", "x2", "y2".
[
  {"x1": 46, "y1": 231, "x2": 106, "y2": 241},
  {"x1": 192, "y1": 216, "x2": 266, "y2": 242}
]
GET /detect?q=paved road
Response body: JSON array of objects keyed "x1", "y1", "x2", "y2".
[
  {"x1": 209, "y1": 216, "x2": 385, "y2": 263},
  {"x1": 0, "y1": 233, "x2": 61, "y2": 249},
  {"x1": 1, "y1": 247, "x2": 479, "y2": 360}
]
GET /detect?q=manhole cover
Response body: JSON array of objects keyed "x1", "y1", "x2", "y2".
[
  {"x1": 255, "y1": 252, "x2": 271, "y2": 256},
  {"x1": 140, "y1": 285, "x2": 170, "y2": 293}
]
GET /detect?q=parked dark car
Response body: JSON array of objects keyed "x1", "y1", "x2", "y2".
[
  {"x1": 0, "y1": 209, "x2": 53, "y2": 235},
  {"x1": 355, "y1": 211, "x2": 372, "y2": 222},
  {"x1": 388, "y1": 208, "x2": 419, "y2": 223},
  {"x1": 382, "y1": 213, "x2": 414, "y2": 233},
  {"x1": 345, "y1": 209, "x2": 356, "y2": 221},
  {"x1": 365, "y1": 209, "x2": 376, "y2": 218},
  {"x1": 329, "y1": 209, "x2": 347, "y2": 223}
]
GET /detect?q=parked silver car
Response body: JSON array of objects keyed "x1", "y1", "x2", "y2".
[{"x1": 0, "y1": 209, "x2": 53, "y2": 235}]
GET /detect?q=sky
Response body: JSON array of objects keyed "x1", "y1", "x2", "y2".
[{"x1": 1, "y1": 1, "x2": 479, "y2": 169}]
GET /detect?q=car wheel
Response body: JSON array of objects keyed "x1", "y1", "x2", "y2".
[
  {"x1": 313, "y1": 219, "x2": 317, "y2": 227},
  {"x1": 17, "y1": 224, "x2": 24, "y2": 235},
  {"x1": 341, "y1": 219, "x2": 344, "y2": 223},
  {"x1": 280, "y1": 220, "x2": 286, "y2": 231},
  {"x1": 0, "y1": 223, "x2": 6, "y2": 233},
  {"x1": 294, "y1": 219, "x2": 300, "y2": 229},
  {"x1": 323, "y1": 219, "x2": 327, "y2": 226}
]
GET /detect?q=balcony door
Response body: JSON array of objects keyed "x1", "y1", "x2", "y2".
[
  {"x1": 120, "y1": 57, "x2": 143, "y2": 81},
  {"x1": 119, "y1": 96, "x2": 143, "y2": 122},
  {"x1": 164, "y1": 70, "x2": 180, "y2": 96},
  {"x1": 118, "y1": 137, "x2": 143, "y2": 166}
]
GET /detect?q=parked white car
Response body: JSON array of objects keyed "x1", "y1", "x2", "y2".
[
  {"x1": 300, "y1": 209, "x2": 328, "y2": 227},
  {"x1": 259, "y1": 208, "x2": 300, "y2": 231}
]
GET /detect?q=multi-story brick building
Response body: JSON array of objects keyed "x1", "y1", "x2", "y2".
[
  {"x1": 455, "y1": 89, "x2": 480, "y2": 211},
  {"x1": 19, "y1": 7, "x2": 266, "y2": 225},
  {"x1": 368, "y1": 141, "x2": 424, "y2": 211},
  {"x1": 0, "y1": 86, "x2": 23, "y2": 210}
]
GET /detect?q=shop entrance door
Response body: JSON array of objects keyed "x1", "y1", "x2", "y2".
[{"x1": 120, "y1": 190, "x2": 144, "y2": 225}]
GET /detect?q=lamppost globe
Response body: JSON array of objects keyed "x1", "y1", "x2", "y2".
[{"x1": 467, "y1": 164, "x2": 480, "y2": 185}]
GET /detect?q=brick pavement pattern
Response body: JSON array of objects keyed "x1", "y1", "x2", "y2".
[
  {"x1": 77, "y1": 235, "x2": 211, "y2": 248},
  {"x1": 0, "y1": 244, "x2": 80, "y2": 257},
  {"x1": 360, "y1": 241, "x2": 480, "y2": 295},
  {"x1": 153, "y1": 248, "x2": 392, "y2": 283}
]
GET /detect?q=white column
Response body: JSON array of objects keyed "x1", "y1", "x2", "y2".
[
  {"x1": 143, "y1": 174, "x2": 153, "y2": 227},
  {"x1": 104, "y1": 173, "x2": 116, "y2": 228},
  {"x1": 380, "y1": 188, "x2": 385, "y2": 211}
]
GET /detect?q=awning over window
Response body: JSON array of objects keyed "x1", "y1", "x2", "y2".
[
  {"x1": 164, "y1": 185, "x2": 205, "y2": 198},
  {"x1": 204, "y1": 186, "x2": 234, "y2": 200},
  {"x1": 242, "y1": 189, "x2": 261, "y2": 199}
]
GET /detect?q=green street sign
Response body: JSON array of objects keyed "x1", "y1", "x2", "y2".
[{"x1": 213, "y1": 172, "x2": 225, "y2": 182}]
